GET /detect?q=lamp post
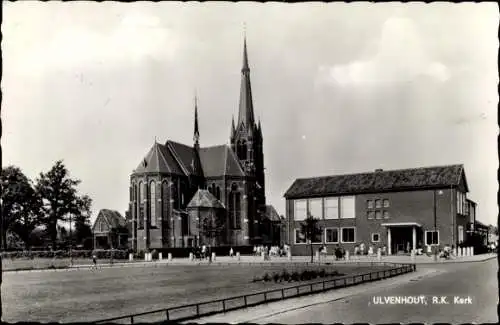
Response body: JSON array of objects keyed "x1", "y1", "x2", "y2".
[
  {"x1": 433, "y1": 190, "x2": 437, "y2": 261},
  {"x1": 69, "y1": 213, "x2": 73, "y2": 267}
]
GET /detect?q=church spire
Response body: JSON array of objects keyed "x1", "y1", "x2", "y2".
[
  {"x1": 237, "y1": 33, "x2": 255, "y2": 130},
  {"x1": 193, "y1": 93, "x2": 200, "y2": 146},
  {"x1": 230, "y1": 115, "x2": 236, "y2": 140}
]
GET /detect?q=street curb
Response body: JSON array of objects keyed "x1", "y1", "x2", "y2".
[{"x1": 2, "y1": 254, "x2": 496, "y2": 274}]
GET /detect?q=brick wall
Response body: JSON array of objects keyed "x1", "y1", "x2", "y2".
[{"x1": 287, "y1": 187, "x2": 460, "y2": 256}]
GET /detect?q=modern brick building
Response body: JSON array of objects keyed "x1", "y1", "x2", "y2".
[
  {"x1": 283, "y1": 165, "x2": 476, "y2": 255},
  {"x1": 128, "y1": 37, "x2": 267, "y2": 252}
]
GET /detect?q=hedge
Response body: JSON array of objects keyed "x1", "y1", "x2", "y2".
[{"x1": 0, "y1": 249, "x2": 130, "y2": 260}]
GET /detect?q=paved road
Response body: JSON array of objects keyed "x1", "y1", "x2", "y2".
[{"x1": 245, "y1": 259, "x2": 497, "y2": 324}]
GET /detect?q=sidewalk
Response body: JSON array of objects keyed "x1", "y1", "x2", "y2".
[
  {"x1": 191, "y1": 266, "x2": 446, "y2": 324},
  {"x1": 4, "y1": 253, "x2": 496, "y2": 273}
]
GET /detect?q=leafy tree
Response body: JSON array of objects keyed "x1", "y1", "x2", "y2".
[
  {"x1": 300, "y1": 212, "x2": 322, "y2": 263},
  {"x1": 72, "y1": 195, "x2": 93, "y2": 246},
  {"x1": 200, "y1": 212, "x2": 225, "y2": 247},
  {"x1": 34, "y1": 160, "x2": 85, "y2": 249},
  {"x1": 1, "y1": 166, "x2": 41, "y2": 250}
]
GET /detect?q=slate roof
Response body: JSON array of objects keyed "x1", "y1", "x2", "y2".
[
  {"x1": 199, "y1": 145, "x2": 246, "y2": 177},
  {"x1": 134, "y1": 142, "x2": 184, "y2": 175},
  {"x1": 94, "y1": 209, "x2": 127, "y2": 230},
  {"x1": 264, "y1": 205, "x2": 281, "y2": 222},
  {"x1": 134, "y1": 139, "x2": 245, "y2": 178},
  {"x1": 187, "y1": 189, "x2": 225, "y2": 209},
  {"x1": 284, "y1": 165, "x2": 466, "y2": 199}
]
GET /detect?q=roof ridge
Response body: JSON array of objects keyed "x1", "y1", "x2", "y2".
[
  {"x1": 166, "y1": 142, "x2": 190, "y2": 176},
  {"x1": 295, "y1": 164, "x2": 464, "y2": 181},
  {"x1": 157, "y1": 143, "x2": 172, "y2": 173}
]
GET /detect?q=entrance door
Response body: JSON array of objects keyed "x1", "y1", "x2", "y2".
[{"x1": 391, "y1": 227, "x2": 413, "y2": 255}]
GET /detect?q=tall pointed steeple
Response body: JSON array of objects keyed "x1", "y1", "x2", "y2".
[
  {"x1": 193, "y1": 93, "x2": 200, "y2": 147},
  {"x1": 230, "y1": 115, "x2": 236, "y2": 141},
  {"x1": 237, "y1": 34, "x2": 256, "y2": 130}
]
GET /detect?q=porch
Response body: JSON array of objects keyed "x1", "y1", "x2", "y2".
[{"x1": 381, "y1": 222, "x2": 423, "y2": 255}]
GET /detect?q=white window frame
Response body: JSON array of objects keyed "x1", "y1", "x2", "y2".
[
  {"x1": 324, "y1": 227, "x2": 339, "y2": 244},
  {"x1": 341, "y1": 227, "x2": 356, "y2": 243},
  {"x1": 375, "y1": 199, "x2": 382, "y2": 209},
  {"x1": 371, "y1": 233, "x2": 380, "y2": 243},
  {"x1": 375, "y1": 211, "x2": 382, "y2": 219},
  {"x1": 458, "y1": 225, "x2": 464, "y2": 243},
  {"x1": 324, "y1": 197, "x2": 339, "y2": 220},
  {"x1": 383, "y1": 199, "x2": 390, "y2": 208},
  {"x1": 294, "y1": 199, "x2": 307, "y2": 221},
  {"x1": 367, "y1": 211, "x2": 374, "y2": 219},
  {"x1": 383, "y1": 211, "x2": 390, "y2": 219},
  {"x1": 367, "y1": 200, "x2": 374, "y2": 209},
  {"x1": 425, "y1": 230, "x2": 440, "y2": 245},
  {"x1": 340, "y1": 196, "x2": 355, "y2": 219},
  {"x1": 308, "y1": 198, "x2": 323, "y2": 220},
  {"x1": 294, "y1": 228, "x2": 307, "y2": 245}
]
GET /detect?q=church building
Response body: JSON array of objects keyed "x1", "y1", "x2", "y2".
[{"x1": 128, "y1": 38, "x2": 266, "y2": 252}]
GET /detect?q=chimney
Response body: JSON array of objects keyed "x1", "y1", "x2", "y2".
[{"x1": 375, "y1": 169, "x2": 383, "y2": 172}]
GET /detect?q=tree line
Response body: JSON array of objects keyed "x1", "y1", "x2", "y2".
[{"x1": 1, "y1": 160, "x2": 93, "y2": 250}]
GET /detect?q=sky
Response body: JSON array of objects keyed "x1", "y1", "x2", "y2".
[{"x1": 2, "y1": 2, "x2": 499, "y2": 226}]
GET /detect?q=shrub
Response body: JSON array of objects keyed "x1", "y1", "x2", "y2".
[
  {"x1": 291, "y1": 271, "x2": 300, "y2": 282},
  {"x1": 272, "y1": 273, "x2": 280, "y2": 282},
  {"x1": 318, "y1": 269, "x2": 326, "y2": 278},
  {"x1": 262, "y1": 273, "x2": 271, "y2": 282},
  {"x1": 280, "y1": 269, "x2": 290, "y2": 282}
]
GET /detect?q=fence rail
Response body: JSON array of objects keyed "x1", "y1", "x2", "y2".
[{"x1": 93, "y1": 263, "x2": 416, "y2": 324}]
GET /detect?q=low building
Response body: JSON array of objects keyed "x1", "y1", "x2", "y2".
[
  {"x1": 93, "y1": 209, "x2": 129, "y2": 249},
  {"x1": 284, "y1": 164, "x2": 476, "y2": 255}
]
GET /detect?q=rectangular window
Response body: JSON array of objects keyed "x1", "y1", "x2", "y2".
[
  {"x1": 325, "y1": 228, "x2": 339, "y2": 243},
  {"x1": 383, "y1": 211, "x2": 390, "y2": 219},
  {"x1": 425, "y1": 230, "x2": 439, "y2": 245},
  {"x1": 341, "y1": 227, "x2": 355, "y2": 243},
  {"x1": 294, "y1": 200, "x2": 307, "y2": 221},
  {"x1": 308, "y1": 198, "x2": 323, "y2": 219},
  {"x1": 375, "y1": 211, "x2": 382, "y2": 219},
  {"x1": 324, "y1": 197, "x2": 339, "y2": 219},
  {"x1": 340, "y1": 196, "x2": 355, "y2": 219},
  {"x1": 458, "y1": 226, "x2": 464, "y2": 243},
  {"x1": 383, "y1": 199, "x2": 390, "y2": 208},
  {"x1": 375, "y1": 199, "x2": 382, "y2": 209},
  {"x1": 367, "y1": 211, "x2": 375, "y2": 219},
  {"x1": 367, "y1": 200, "x2": 374, "y2": 209},
  {"x1": 294, "y1": 228, "x2": 307, "y2": 244},
  {"x1": 371, "y1": 233, "x2": 380, "y2": 242}
]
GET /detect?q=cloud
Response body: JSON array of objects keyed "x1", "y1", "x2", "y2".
[
  {"x1": 318, "y1": 17, "x2": 450, "y2": 86},
  {"x1": 5, "y1": 12, "x2": 179, "y2": 75}
]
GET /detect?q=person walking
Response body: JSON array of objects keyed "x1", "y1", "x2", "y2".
[
  {"x1": 229, "y1": 247, "x2": 234, "y2": 258},
  {"x1": 91, "y1": 253, "x2": 98, "y2": 271}
]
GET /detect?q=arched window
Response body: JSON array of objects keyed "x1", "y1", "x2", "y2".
[
  {"x1": 216, "y1": 186, "x2": 221, "y2": 200},
  {"x1": 150, "y1": 181, "x2": 156, "y2": 227},
  {"x1": 162, "y1": 181, "x2": 169, "y2": 225},
  {"x1": 138, "y1": 181, "x2": 144, "y2": 228},
  {"x1": 172, "y1": 180, "x2": 178, "y2": 210},
  {"x1": 238, "y1": 141, "x2": 247, "y2": 161},
  {"x1": 229, "y1": 183, "x2": 241, "y2": 228}
]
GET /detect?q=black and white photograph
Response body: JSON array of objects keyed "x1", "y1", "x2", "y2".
[{"x1": 1, "y1": 1, "x2": 498, "y2": 324}]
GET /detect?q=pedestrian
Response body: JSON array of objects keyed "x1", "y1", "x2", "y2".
[
  {"x1": 230, "y1": 247, "x2": 234, "y2": 258},
  {"x1": 91, "y1": 253, "x2": 97, "y2": 270}
]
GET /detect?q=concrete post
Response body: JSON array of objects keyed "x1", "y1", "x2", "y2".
[
  {"x1": 287, "y1": 251, "x2": 292, "y2": 261},
  {"x1": 453, "y1": 247, "x2": 457, "y2": 257},
  {"x1": 345, "y1": 250, "x2": 350, "y2": 261},
  {"x1": 212, "y1": 252, "x2": 216, "y2": 262},
  {"x1": 236, "y1": 252, "x2": 240, "y2": 261},
  {"x1": 377, "y1": 248, "x2": 382, "y2": 261},
  {"x1": 387, "y1": 228, "x2": 392, "y2": 255},
  {"x1": 315, "y1": 250, "x2": 320, "y2": 262},
  {"x1": 168, "y1": 253, "x2": 172, "y2": 261},
  {"x1": 129, "y1": 253, "x2": 134, "y2": 262},
  {"x1": 467, "y1": 247, "x2": 471, "y2": 256},
  {"x1": 261, "y1": 251, "x2": 265, "y2": 261},
  {"x1": 411, "y1": 249, "x2": 416, "y2": 261},
  {"x1": 458, "y1": 247, "x2": 462, "y2": 257},
  {"x1": 471, "y1": 246, "x2": 474, "y2": 256},
  {"x1": 189, "y1": 253, "x2": 194, "y2": 261},
  {"x1": 412, "y1": 226, "x2": 417, "y2": 252},
  {"x1": 144, "y1": 253, "x2": 148, "y2": 261},
  {"x1": 159, "y1": 252, "x2": 163, "y2": 261}
]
